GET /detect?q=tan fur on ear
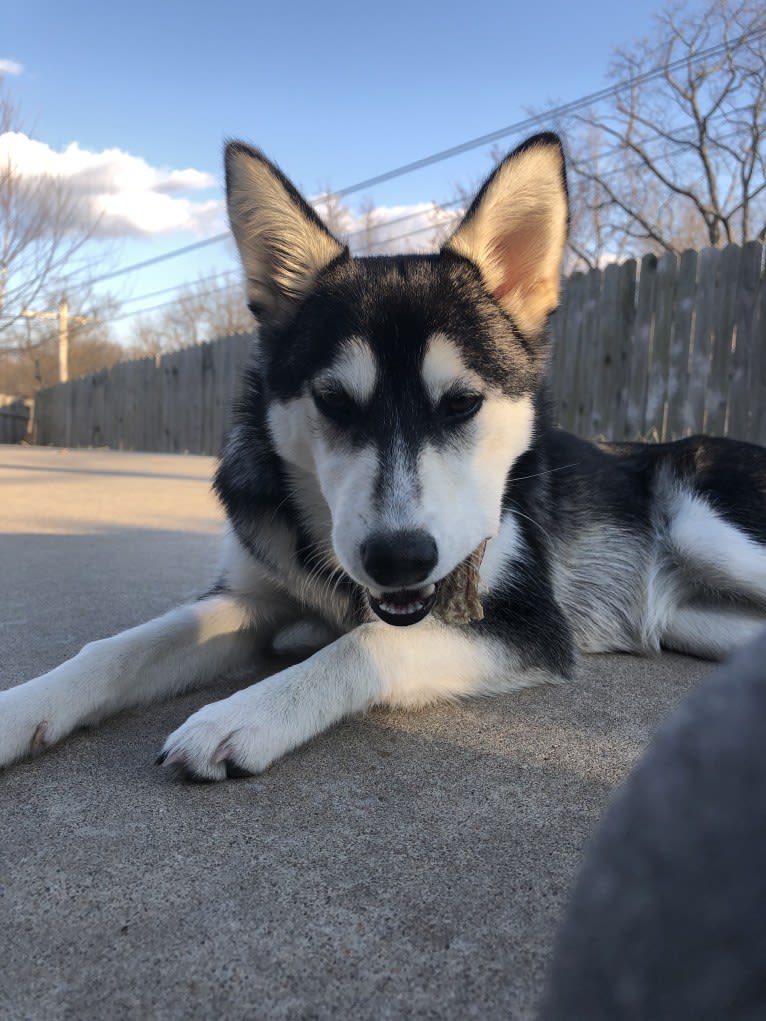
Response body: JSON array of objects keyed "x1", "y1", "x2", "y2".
[
  {"x1": 225, "y1": 142, "x2": 346, "y2": 322},
  {"x1": 444, "y1": 135, "x2": 568, "y2": 336}
]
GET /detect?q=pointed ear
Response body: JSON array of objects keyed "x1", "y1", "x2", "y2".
[
  {"x1": 225, "y1": 141, "x2": 347, "y2": 323},
  {"x1": 443, "y1": 133, "x2": 568, "y2": 336}
]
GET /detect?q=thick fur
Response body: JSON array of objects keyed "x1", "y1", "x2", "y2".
[{"x1": 2, "y1": 134, "x2": 766, "y2": 781}]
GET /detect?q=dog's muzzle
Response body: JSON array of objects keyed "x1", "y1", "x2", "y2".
[
  {"x1": 361, "y1": 529, "x2": 439, "y2": 624},
  {"x1": 367, "y1": 583, "x2": 438, "y2": 626}
]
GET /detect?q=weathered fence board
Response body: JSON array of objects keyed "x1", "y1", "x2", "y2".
[
  {"x1": 24, "y1": 242, "x2": 766, "y2": 453},
  {"x1": 33, "y1": 332, "x2": 254, "y2": 455},
  {"x1": 664, "y1": 249, "x2": 697, "y2": 441},
  {"x1": 549, "y1": 242, "x2": 766, "y2": 443},
  {"x1": 756, "y1": 252, "x2": 766, "y2": 441},
  {"x1": 0, "y1": 394, "x2": 32, "y2": 444},
  {"x1": 729, "y1": 241, "x2": 763, "y2": 440}
]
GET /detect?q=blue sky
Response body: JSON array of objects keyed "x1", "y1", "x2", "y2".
[{"x1": 3, "y1": 0, "x2": 699, "y2": 343}]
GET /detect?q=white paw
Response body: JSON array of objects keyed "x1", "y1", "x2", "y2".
[
  {"x1": 0, "y1": 683, "x2": 67, "y2": 768},
  {"x1": 157, "y1": 687, "x2": 290, "y2": 782}
]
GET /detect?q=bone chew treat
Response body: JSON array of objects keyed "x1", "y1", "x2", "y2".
[{"x1": 433, "y1": 539, "x2": 488, "y2": 625}]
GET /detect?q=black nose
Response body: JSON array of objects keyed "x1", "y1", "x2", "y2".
[{"x1": 360, "y1": 530, "x2": 438, "y2": 589}]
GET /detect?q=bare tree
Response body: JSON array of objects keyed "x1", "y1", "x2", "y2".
[
  {"x1": 129, "y1": 271, "x2": 254, "y2": 357},
  {"x1": 0, "y1": 82, "x2": 107, "y2": 344},
  {"x1": 356, "y1": 197, "x2": 379, "y2": 255},
  {"x1": 560, "y1": 0, "x2": 766, "y2": 267}
]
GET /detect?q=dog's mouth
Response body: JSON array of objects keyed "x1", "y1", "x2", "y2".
[{"x1": 367, "y1": 583, "x2": 438, "y2": 626}]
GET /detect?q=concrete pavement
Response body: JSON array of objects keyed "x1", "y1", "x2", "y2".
[{"x1": 0, "y1": 445, "x2": 711, "y2": 1020}]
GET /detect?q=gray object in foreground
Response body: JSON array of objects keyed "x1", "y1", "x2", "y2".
[{"x1": 538, "y1": 630, "x2": 766, "y2": 1020}]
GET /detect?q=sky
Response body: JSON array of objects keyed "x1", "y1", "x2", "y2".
[{"x1": 2, "y1": 0, "x2": 701, "y2": 345}]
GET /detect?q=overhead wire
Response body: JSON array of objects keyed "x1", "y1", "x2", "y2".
[
  {"x1": 99, "y1": 113, "x2": 757, "y2": 324},
  {"x1": 74, "y1": 26, "x2": 764, "y2": 294},
  {"x1": 35, "y1": 23, "x2": 762, "y2": 332}
]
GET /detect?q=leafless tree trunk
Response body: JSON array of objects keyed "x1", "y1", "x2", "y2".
[
  {"x1": 0, "y1": 82, "x2": 104, "y2": 345},
  {"x1": 560, "y1": 0, "x2": 766, "y2": 267},
  {"x1": 129, "y1": 272, "x2": 253, "y2": 356},
  {"x1": 357, "y1": 197, "x2": 379, "y2": 255}
]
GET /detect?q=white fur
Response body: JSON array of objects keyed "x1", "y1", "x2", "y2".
[
  {"x1": 158, "y1": 619, "x2": 545, "y2": 780},
  {"x1": 662, "y1": 605, "x2": 766, "y2": 660},
  {"x1": 480, "y1": 513, "x2": 526, "y2": 592},
  {"x1": 667, "y1": 491, "x2": 766, "y2": 600},
  {"x1": 226, "y1": 145, "x2": 343, "y2": 319},
  {"x1": 421, "y1": 333, "x2": 484, "y2": 403},
  {"x1": 0, "y1": 592, "x2": 269, "y2": 767},
  {"x1": 267, "y1": 398, "x2": 317, "y2": 473},
  {"x1": 311, "y1": 386, "x2": 534, "y2": 591},
  {"x1": 266, "y1": 333, "x2": 535, "y2": 594},
  {"x1": 658, "y1": 491, "x2": 766, "y2": 657},
  {"x1": 445, "y1": 138, "x2": 568, "y2": 334},
  {"x1": 0, "y1": 562, "x2": 545, "y2": 777},
  {"x1": 416, "y1": 391, "x2": 534, "y2": 577},
  {"x1": 3, "y1": 136, "x2": 764, "y2": 781},
  {"x1": 315, "y1": 336, "x2": 378, "y2": 405}
]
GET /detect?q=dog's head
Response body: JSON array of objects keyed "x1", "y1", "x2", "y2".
[{"x1": 225, "y1": 134, "x2": 568, "y2": 625}]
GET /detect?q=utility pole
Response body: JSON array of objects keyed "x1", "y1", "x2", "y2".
[{"x1": 21, "y1": 298, "x2": 95, "y2": 383}]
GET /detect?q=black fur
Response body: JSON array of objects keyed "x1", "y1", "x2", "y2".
[{"x1": 3, "y1": 132, "x2": 766, "y2": 783}]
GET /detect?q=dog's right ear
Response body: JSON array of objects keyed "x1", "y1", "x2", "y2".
[
  {"x1": 225, "y1": 142, "x2": 347, "y2": 323},
  {"x1": 443, "y1": 133, "x2": 568, "y2": 337}
]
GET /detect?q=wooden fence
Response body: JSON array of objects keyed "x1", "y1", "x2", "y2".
[
  {"x1": 549, "y1": 242, "x2": 766, "y2": 443},
  {"x1": 22, "y1": 241, "x2": 766, "y2": 453},
  {"x1": 0, "y1": 394, "x2": 32, "y2": 444},
  {"x1": 33, "y1": 332, "x2": 253, "y2": 454}
]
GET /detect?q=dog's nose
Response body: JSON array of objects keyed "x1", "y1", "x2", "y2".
[{"x1": 360, "y1": 530, "x2": 438, "y2": 589}]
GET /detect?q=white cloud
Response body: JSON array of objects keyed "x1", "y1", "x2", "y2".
[
  {"x1": 0, "y1": 130, "x2": 463, "y2": 253},
  {"x1": 0, "y1": 132, "x2": 223, "y2": 239},
  {"x1": 0, "y1": 59, "x2": 23, "y2": 76}
]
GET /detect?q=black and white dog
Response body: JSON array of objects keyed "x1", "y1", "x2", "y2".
[{"x1": 2, "y1": 133, "x2": 765, "y2": 780}]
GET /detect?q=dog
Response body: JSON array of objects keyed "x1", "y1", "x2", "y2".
[{"x1": 2, "y1": 133, "x2": 766, "y2": 780}]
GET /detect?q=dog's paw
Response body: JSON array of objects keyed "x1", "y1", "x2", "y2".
[
  {"x1": 156, "y1": 691, "x2": 284, "y2": 782},
  {"x1": 0, "y1": 684, "x2": 64, "y2": 768}
]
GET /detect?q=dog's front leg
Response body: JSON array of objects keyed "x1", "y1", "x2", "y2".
[
  {"x1": 0, "y1": 589, "x2": 290, "y2": 769},
  {"x1": 158, "y1": 619, "x2": 552, "y2": 780}
]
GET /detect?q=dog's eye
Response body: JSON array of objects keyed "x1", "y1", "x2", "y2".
[
  {"x1": 439, "y1": 391, "x2": 484, "y2": 422},
  {"x1": 311, "y1": 385, "x2": 357, "y2": 422}
]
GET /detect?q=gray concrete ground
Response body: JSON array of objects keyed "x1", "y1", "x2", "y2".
[{"x1": 1, "y1": 445, "x2": 711, "y2": 1020}]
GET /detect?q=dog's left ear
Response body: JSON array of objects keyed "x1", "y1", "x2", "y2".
[
  {"x1": 443, "y1": 133, "x2": 568, "y2": 336},
  {"x1": 225, "y1": 141, "x2": 347, "y2": 324}
]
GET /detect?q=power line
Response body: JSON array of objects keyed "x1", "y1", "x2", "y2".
[
  {"x1": 80, "y1": 197, "x2": 462, "y2": 325},
  {"x1": 313, "y1": 28, "x2": 766, "y2": 198},
  {"x1": 86, "y1": 233, "x2": 230, "y2": 286},
  {"x1": 118, "y1": 268, "x2": 238, "y2": 307},
  {"x1": 76, "y1": 26, "x2": 765, "y2": 293},
  {"x1": 94, "y1": 116, "x2": 761, "y2": 327},
  {"x1": 107, "y1": 280, "x2": 241, "y2": 324},
  {"x1": 100, "y1": 108, "x2": 755, "y2": 324}
]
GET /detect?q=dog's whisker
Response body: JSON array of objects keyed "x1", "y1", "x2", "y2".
[
  {"x1": 510, "y1": 462, "x2": 581, "y2": 484},
  {"x1": 509, "y1": 505, "x2": 554, "y2": 545}
]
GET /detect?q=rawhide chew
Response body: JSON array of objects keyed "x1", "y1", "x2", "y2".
[{"x1": 433, "y1": 539, "x2": 488, "y2": 625}]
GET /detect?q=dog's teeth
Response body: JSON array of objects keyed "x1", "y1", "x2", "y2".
[
  {"x1": 376, "y1": 584, "x2": 435, "y2": 615},
  {"x1": 367, "y1": 583, "x2": 438, "y2": 625},
  {"x1": 379, "y1": 597, "x2": 426, "y2": 614},
  {"x1": 381, "y1": 602, "x2": 420, "y2": 614}
]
